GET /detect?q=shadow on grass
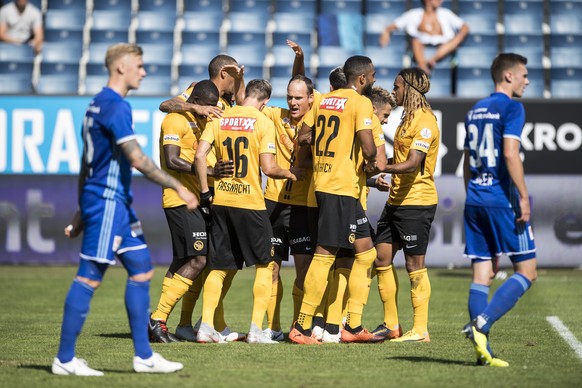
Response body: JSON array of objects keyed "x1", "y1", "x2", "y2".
[
  {"x1": 19, "y1": 364, "x2": 129, "y2": 374},
  {"x1": 97, "y1": 332, "x2": 132, "y2": 339},
  {"x1": 385, "y1": 356, "x2": 475, "y2": 366}
]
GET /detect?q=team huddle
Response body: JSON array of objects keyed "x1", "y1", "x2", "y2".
[{"x1": 50, "y1": 42, "x2": 538, "y2": 375}]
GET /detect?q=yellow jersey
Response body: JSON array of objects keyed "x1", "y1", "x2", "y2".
[
  {"x1": 389, "y1": 108, "x2": 439, "y2": 206},
  {"x1": 356, "y1": 114, "x2": 385, "y2": 210},
  {"x1": 303, "y1": 88, "x2": 374, "y2": 199},
  {"x1": 179, "y1": 86, "x2": 232, "y2": 111},
  {"x1": 200, "y1": 105, "x2": 277, "y2": 210}
]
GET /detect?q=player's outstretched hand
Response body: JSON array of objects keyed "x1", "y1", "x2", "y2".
[
  {"x1": 287, "y1": 39, "x2": 304, "y2": 57},
  {"x1": 213, "y1": 160, "x2": 234, "y2": 178},
  {"x1": 289, "y1": 167, "x2": 307, "y2": 181},
  {"x1": 516, "y1": 196, "x2": 531, "y2": 223},
  {"x1": 199, "y1": 190, "x2": 213, "y2": 219},
  {"x1": 222, "y1": 64, "x2": 244, "y2": 79},
  {"x1": 177, "y1": 187, "x2": 199, "y2": 210},
  {"x1": 193, "y1": 104, "x2": 223, "y2": 118},
  {"x1": 375, "y1": 174, "x2": 391, "y2": 192},
  {"x1": 64, "y1": 210, "x2": 83, "y2": 238}
]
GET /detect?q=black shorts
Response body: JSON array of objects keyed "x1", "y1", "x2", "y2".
[
  {"x1": 164, "y1": 205, "x2": 208, "y2": 258},
  {"x1": 337, "y1": 203, "x2": 375, "y2": 257},
  {"x1": 209, "y1": 205, "x2": 274, "y2": 270},
  {"x1": 315, "y1": 192, "x2": 357, "y2": 250},
  {"x1": 266, "y1": 199, "x2": 313, "y2": 261},
  {"x1": 375, "y1": 204, "x2": 437, "y2": 256}
]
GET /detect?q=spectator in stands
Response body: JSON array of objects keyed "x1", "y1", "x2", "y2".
[
  {"x1": 379, "y1": 0, "x2": 468, "y2": 75},
  {"x1": 0, "y1": 0, "x2": 43, "y2": 54}
]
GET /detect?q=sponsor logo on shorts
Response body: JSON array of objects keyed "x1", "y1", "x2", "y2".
[
  {"x1": 290, "y1": 236, "x2": 310, "y2": 245},
  {"x1": 193, "y1": 240, "x2": 204, "y2": 251},
  {"x1": 271, "y1": 237, "x2": 283, "y2": 245},
  {"x1": 348, "y1": 233, "x2": 356, "y2": 244},
  {"x1": 192, "y1": 232, "x2": 207, "y2": 238},
  {"x1": 163, "y1": 134, "x2": 180, "y2": 142},
  {"x1": 402, "y1": 234, "x2": 417, "y2": 242}
]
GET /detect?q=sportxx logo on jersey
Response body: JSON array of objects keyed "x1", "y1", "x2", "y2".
[
  {"x1": 320, "y1": 97, "x2": 348, "y2": 112},
  {"x1": 220, "y1": 117, "x2": 256, "y2": 132}
]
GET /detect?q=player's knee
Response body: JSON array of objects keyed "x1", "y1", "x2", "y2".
[
  {"x1": 129, "y1": 269, "x2": 155, "y2": 282},
  {"x1": 187, "y1": 255, "x2": 207, "y2": 270},
  {"x1": 75, "y1": 276, "x2": 102, "y2": 289}
]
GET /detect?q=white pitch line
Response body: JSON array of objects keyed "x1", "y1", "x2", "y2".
[{"x1": 546, "y1": 316, "x2": 582, "y2": 361}]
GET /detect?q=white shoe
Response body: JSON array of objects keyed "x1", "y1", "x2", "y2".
[
  {"x1": 52, "y1": 357, "x2": 104, "y2": 376},
  {"x1": 192, "y1": 317, "x2": 201, "y2": 332},
  {"x1": 133, "y1": 352, "x2": 183, "y2": 373},
  {"x1": 175, "y1": 325, "x2": 197, "y2": 342},
  {"x1": 247, "y1": 324, "x2": 278, "y2": 344},
  {"x1": 196, "y1": 322, "x2": 226, "y2": 343},
  {"x1": 220, "y1": 327, "x2": 246, "y2": 342},
  {"x1": 312, "y1": 325, "x2": 324, "y2": 341},
  {"x1": 263, "y1": 328, "x2": 284, "y2": 341},
  {"x1": 321, "y1": 329, "x2": 341, "y2": 343}
]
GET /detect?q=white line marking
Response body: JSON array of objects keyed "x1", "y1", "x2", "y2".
[{"x1": 546, "y1": 316, "x2": 582, "y2": 361}]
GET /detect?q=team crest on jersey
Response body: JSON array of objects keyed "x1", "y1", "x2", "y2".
[
  {"x1": 220, "y1": 117, "x2": 256, "y2": 132},
  {"x1": 320, "y1": 97, "x2": 348, "y2": 112},
  {"x1": 420, "y1": 128, "x2": 432, "y2": 139},
  {"x1": 193, "y1": 240, "x2": 204, "y2": 251},
  {"x1": 348, "y1": 233, "x2": 356, "y2": 244},
  {"x1": 163, "y1": 134, "x2": 180, "y2": 142}
]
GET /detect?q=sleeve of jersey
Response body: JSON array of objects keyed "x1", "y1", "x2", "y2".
[
  {"x1": 354, "y1": 98, "x2": 374, "y2": 133},
  {"x1": 110, "y1": 100, "x2": 137, "y2": 144},
  {"x1": 200, "y1": 120, "x2": 216, "y2": 145},
  {"x1": 503, "y1": 101, "x2": 526, "y2": 141},
  {"x1": 372, "y1": 116, "x2": 386, "y2": 147},
  {"x1": 303, "y1": 103, "x2": 316, "y2": 128},
  {"x1": 260, "y1": 119, "x2": 277, "y2": 154},
  {"x1": 160, "y1": 115, "x2": 186, "y2": 146},
  {"x1": 410, "y1": 124, "x2": 438, "y2": 154},
  {"x1": 178, "y1": 86, "x2": 193, "y2": 102}
]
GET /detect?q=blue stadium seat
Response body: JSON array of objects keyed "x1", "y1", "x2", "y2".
[
  {"x1": 87, "y1": 43, "x2": 114, "y2": 64},
  {"x1": 227, "y1": 32, "x2": 266, "y2": 47},
  {"x1": 184, "y1": 0, "x2": 225, "y2": 12},
  {"x1": 47, "y1": 0, "x2": 87, "y2": 11},
  {"x1": 457, "y1": 1, "x2": 498, "y2": 35},
  {"x1": 27, "y1": 0, "x2": 42, "y2": 9},
  {"x1": 227, "y1": 45, "x2": 267, "y2": 67},
  {"x1": 131, "y1": 77, "x2": 172, "y2": 96},
  {"x1": 135, "y1": 30, "x2": 174, "y2": 45},
  {"x1": 321, "y1": 0, "x2": 362, "y2": 14},
  {"x1": 270, "y1": 64, "x2": 293, "y2": 79},
  {"x1": 456, "y1": 67, "x2": 492, "y2": 98},
  {"x1": 274, "y1": 0, "x2": 317, "y2": 14},
  {"x1": 178, "y1": 63, "x2": 208, "y2": 79},
  {"x1": 551, "y1": 68, "x2": 582, "y2": 98},
  {"x1": 229, "y1": 12, "x2": 268, "y2": 32},
  {"x1": 269, "y1": 76, "x2": 293, "y2": 97},
  {"x1": 364, "y1": 0, "x2": 406, "y2": 17},
  {"x1": 182, "y1": 31, "x2": 220, "y2": 48},
  {"x1": 180, "y1": 44, "x2": 220, "y2": 65},
  {"x1": 0, "y1": 62, "x2": 33, "y2": 94},
  {"x1": 373, "y1": 65, "x2": 401, "y2": 88},
  {"x1": 37, "y1": 73, "x2": 80, "y2": 95},
  {"x1": 93, "y1": 0, "x2": 133, "y2": 12},
  {"x1": 89, "y1": 30, "x2": 129, "y2": 44},
  {"x1": 523, "y1": 68, "x2": 545, "y2": 98},
  {"x1": 241, "y1": 65, "x2": 264, "y2": 80},
  {"x1": 411, "y1": 0, "x2": 452, "y2": 7},
  {"x1": 550, "y1": 34, "x2": 582, "y2": 68},
  {"x1": 364, "y1": 45, "x2": 406, "y2": 68},
  {"x1": 42, "y1": 43, "x2": 83, "y2": 64},
  {"x1": 270, "y1": 44, "x2": 312, "y2": 66},
  {"x1": 92, "y1": 11, "x2": 132, "y2": 31},
  {"x1": 318, "y1": 46, "x2": 358, "y2": 67},
  {"x1": 45, "y1": 10, "x2": 86, "y2": 30},
  {"x1": 503, "y1": 1, "x2": 545, "y2": 35},
  {"x1": 136, "y1": 11, "x2": 177, "y2": 32},
  {"x1": 272, "y1": 31, "x2": 311, "y2": 49},
  {"x1": 139, "y1": 43, "x2": 175, "y2": 65},
  {"x1": 144, "y1": 63, "x2": 172, "y2": 77},
  {"x1": 549, "y1": 1, "x2": 582, "y2": 34},
  {"x1": 85, "y1": 63, "x2": 109, "y2": 76},
  {"x1": 503, "y1": 34, "x2": 545, "y2": 69},
  {"x1": 456, "y1": 34, "x2": 499, "y2": 68},
  {"x1": 427, "y1": 67, "x2": 453, "y2": 97},
  {"x1": 0, "y1": 42, "x2": 35, "y2": 61},
  {"x1": 138, "y1": 0, "x2": 177, "y2": 12},
  {"x1": 84, "y1": 76, "x2": 108, "y2": 95},
  {"x1": 229, "y1": 0, "x2": 272, "y2": 17},
  {"x1": 272, "y1": 13, "x2": 315, "y2": 33},
  {"x1": 44, "y1": 29, "x2": 83, "y2": 45},
  {"x1": 183, "y1": 12, "x2": 224, "y2": 32}
]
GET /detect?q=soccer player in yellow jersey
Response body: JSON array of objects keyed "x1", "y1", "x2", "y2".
[
  {"x1": 374, "y1": 68, "x2": 440, "y2": 343},
  {"x1": 156, "y1": 54, "x2": 244, "y2": 341},
  {"x1": 195, "y1": 79, "x2": 302, "y2": 343},
  {"x1": 290, "y1": 55, "x2": 381, "y2": 344}
]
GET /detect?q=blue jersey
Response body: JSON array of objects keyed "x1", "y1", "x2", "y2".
[
  {"x1": 464, "y1": 92, "x2": 525, "y2": 208},
  {"x1": 81, "y1": 87, "x2": 137, "y2": 205}
]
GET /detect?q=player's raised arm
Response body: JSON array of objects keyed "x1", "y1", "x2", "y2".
[{"x1": 287, "y1": 39, "x2": 305, "y2": 77}]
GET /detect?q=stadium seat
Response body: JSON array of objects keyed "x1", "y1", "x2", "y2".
[
  {"x1": 228, "y1": 12, "x2": 269, "y2": 32},
  {"x1": 373, "y1": 65, "x2": 401, "y2": 89},
  {"x1": 136, "y1": 11, "x2": 177, "y2": 33},
  {"x1": 45, "y1": 10, "x2": 86, "y2": 30},
  {"x1": 241, "y1": 65, "x2": 264, "y2": 80},
  {"x1": 272, "y1": 32, "x2": 311, "y2": 49},
  {"x1": 89, "y1": 30, "x2": 129, "y2": 44},
  {"x1": 183, "y1": 12, "x2": 224, "y2": 32},
  {"x1": 274, "y1": 0, "x2": 317, "y2": 14},
  {"x1": 85, "y1": 63, "x2": 109, "y2": 76},
  {"x1": 550, "y1": 68, "x2": 582, "y2": 98},
  {"x1": 227, "y1": 45, "x2": 267, "y2": 67},
  {"x1": 182, "y1": 31, "x2": 220, "y2": 50},
  {"x1": 183, "y1": 0, "x2": 225, "y2": 12},
  {"x1": 363, "y1": 32, "x2": 406, "y2": 67},
  {"x1": 364, "y1": 0, "x2": 406, "y2": 19},
  {"x1": 42, "y1": 43, "x2": 83, "y2": 64},
  {"x1": 523, "y1": 67, "x2": 545, "y2": 98},
  {"x1": 178, "y1": 63, "x2": 208, "y2": 80},
  {"x1": 456, "y1": 34, "x2": 499, "y2": 68},
  {"x1": 270, "y1": 64, "x2": 293, "y2": 79},
  {"x1": 46, "y1": 0, "x2": 86, "y2": 11},
  {"x1": 135, "y1": 30, "x2": 174, "y2": 45},
  {"x1": 270, "y1": 44, "x2": 312, "y2": 66},
  {"x1": 37, "y1": 74, "x2": 79, "y2": 95},
  {"x1": 227, "y1": 32, "x2": 266, "y2": 48},
  {"x1": 144, "y1": 63, "x2": 172, "y2": 78},
  {"x1": 180, "y1": 44, "x2": 220, "y2": 65},
  {"x1": 229, "y1": 0, "x2": 272, "y2": 17},
  {"x1": 321, "y1": 0, "x2": 362, "y2": 14},
  {"x1": 456, "y1": 67, "x2": 492, "y2": 98},
  {"x1": 550, "y1": 34, "x2": 582, "y2": 68},
  {"x1": 0, "y1": 42, "x2": 34, "y2": 61},
  {"x1": 503, "y1": 34, "x2": 545, "y2": 69},
  {"x1": 503, "y1": 1, "x2": 545, "y2": 35},
  {"x1": 318, "y1": 46, "x2": 358, "y2": 67},
  {"x1": 457, "y1": 0, "x2": 499, "y2": 35},
  {"x1": 130, "y1": 77, "x2": 172, "y2": 96},
  {"x1": 272, "y1": 12, "x2": 316, "y2": 34},
  {"x1": 549, "y1": 1, "x2": 582, "y2": 35},
  {"x1": 411, "y1": 0, "x2": 452, "y2": 7},
  {"x1": 138, "y1": 0, "x2": 177, "y2": 13},
  {"x1": 92, "y1": 11, "x2": 132, "y2": 31},
  {"x1": 0, "y1": 62, "x2": 33, "y2": 94},
  {"x1": 84, "y1": 76, "x2": 108, "y2": 95},
  {"x1": 87, "y1": 43, "x2": 114, "y2": 64},
  {"x1": 269, "y1": 76, "x2": 292, "y2": 97},
  {"x1": 426, "y1": 67, "x2": 452, "y2": 97},
  {"x1": 139, "y1": 43, "x2": 175, "y2": 65},
  {"x1": 44, "y1": 29, "x2": 83, "y2": 45},
  {"x1": 93, "y1": 0, "x2": 133, "y2": 12}
]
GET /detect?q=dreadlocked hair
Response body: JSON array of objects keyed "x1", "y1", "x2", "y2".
[{"x1": 398, "y1": 67, "x2": 434, "y2": 128}]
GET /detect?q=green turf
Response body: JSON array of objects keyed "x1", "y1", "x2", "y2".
[{"x1": 1, "y1": 266, "x2": 581, "y2": 387}]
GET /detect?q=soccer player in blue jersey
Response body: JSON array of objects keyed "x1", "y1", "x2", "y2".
[
  {"x1": 52, "y1": 43, "x2": 198, "y2": 376},
  {"x1": 462, "y1": 53, "x2": 537, "y2": 367}
]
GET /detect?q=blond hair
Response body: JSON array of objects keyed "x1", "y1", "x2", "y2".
[
  {"x1": 369, "y1": 86, "x2": 397, "y2": 110},
  {"x1": 105, "y1": 43, "x2": 143, "y2": 70},
  {"x1": 398, "y1": 68, "x2": 434, "y2": 128}
]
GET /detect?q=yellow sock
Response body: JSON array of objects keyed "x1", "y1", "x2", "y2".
[
  {"x1": 313, "y1": 269, "x2": 333, "y2": 326},
  {"x1": 292, "y1": 282, "x2": 304, "y2": 323},
  {"x1": 151, "y1": 277, "x2": 172, "y2": 319},
  {"x1": 178, "y1": 273, "x2": 204, "y2": 327},
  {"x1": 409, "y1": 268, "x2": 431, "y2": 334},
  {"x1": 377, "y1": 265, "x2": 400, "y2": 330},
  {"x1": 326, "y1": 267, "x2": 350, "y2": 326},
  {"x1": 346, "y1": 247, "x2": 376, "y2": 328},
  {"x1": 214, "y1": 270, "x2": 236, "y2": 332},
  {"x1": 266, "y1": 275, "x2": 283, "y2": 330},
  {"x1": 251, "y1": 261, "x2": 275, "y2": 329},
  {"x1": 201, "y1": 270, "x2": 227, "y2": 327},
  {"x1": 151, "y1": 273, "x2": 192, "y2": 322},
  {"x1": 298, "y1": 253, "x2": 335, "y2": 330}
]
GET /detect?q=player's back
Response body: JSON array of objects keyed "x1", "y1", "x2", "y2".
[
  {"x1": 310, "y1": 88, "x2": 374, "y2": 199},
  {"x1": 83, "y1": 87, "x2": 136, "y2": 204},
  {"x1": 465, "y1": 92, "x2": 526, "y2": 207}
]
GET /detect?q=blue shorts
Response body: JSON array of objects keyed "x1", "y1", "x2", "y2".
[
  {"x1": 79, "y1": 192, "x2": 152, "y2": 275},
  {"x1": 464, "y1": 205, "x2": 536, "y2": 263}
]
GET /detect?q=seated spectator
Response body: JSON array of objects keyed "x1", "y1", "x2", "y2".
[
  {"x1": 379, "y1": 0, "x2": 468, "y2": 75},
  {"x1": 0, "y1": 0, "x2": 43, "y2": 54}
]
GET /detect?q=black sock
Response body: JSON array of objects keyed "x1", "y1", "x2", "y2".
[
  {"x1": 313, "y1": 316, "x2": 325, "y2": 328},
  {"x1": 324, "y1": 323, "x2": 339, "y2": 335}
]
